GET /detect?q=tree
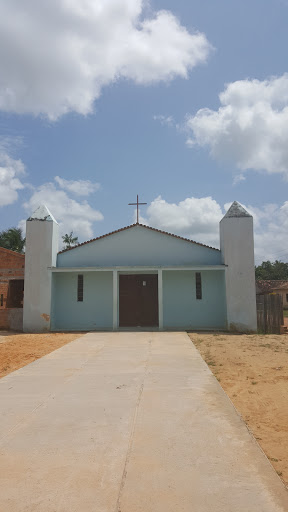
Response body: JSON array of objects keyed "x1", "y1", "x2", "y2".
[
  {"x1": 0, "y1": 227, "x2": 25, "y2": 253},
  {"x1": 62, "y1": 231, "x2": 78, "y2": 249},
  {"x1": 255, "y1": 260, "x2": 288, "y2": 280}
]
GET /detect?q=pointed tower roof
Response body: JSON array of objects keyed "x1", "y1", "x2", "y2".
[
  {"x1": 222, "y1": 201, "x2": 252, "y2": 219},
  {"x1": 27, "y1": 205, "x2": 58, "y2": 223}
]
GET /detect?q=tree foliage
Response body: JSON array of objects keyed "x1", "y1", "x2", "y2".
[
  {"x1": 0, "y1": 227, "x2": 25, "y2": 253},
  {"x1": 255, "y1": 260, "x2": 288, "y2": 280},
  {"x1": 62, "y1": 231, "x2": 78, "y2": 249}
]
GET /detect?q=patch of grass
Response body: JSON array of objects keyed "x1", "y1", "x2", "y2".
[
  {"x1": 259, "y1": 343, "x2": 271, "y2": 348},
  {"x1": 270, "y1": 457, "x2": 279, "y2": 462},
  {"x1": 251, "y1": 381, "x2": 258, "y2": 385}
]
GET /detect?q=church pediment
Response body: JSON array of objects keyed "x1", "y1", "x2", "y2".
[{"x1": 57, "y1": 224, "x2": 221, "y2": 268}]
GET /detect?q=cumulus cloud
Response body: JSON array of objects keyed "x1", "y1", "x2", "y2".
[
  {"x1": 186, "y1": 74, "x2": 288, "y2": 177},
  {"x1": 246, "y1": 202, "x2": 288, "y2": 264},
  {"x1": 22, "y1": 180, "x2": 103, "y2": 240},
  {"x1": 19, "y1": 184, "x2": 288, "y2": 262},
  {"x1": 0, "y1": 1, "x2": 212, "y2": 119},
  {"x1": 54, "y1": 176, "x2": 100, "y2": 196},
  {"x1": 144, "y1": 195, "x2": 223, "y2": 247},
  {"x1": 0, "y1": 151, "x2": 25, "y2": 206},
  {"x1": 142, "y1": 195, "x2": 288, "y2": 263}
]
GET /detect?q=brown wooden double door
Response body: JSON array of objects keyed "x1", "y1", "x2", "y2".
[{"x1": 119, "y1": 274, "x2": 159, "y2": 327}]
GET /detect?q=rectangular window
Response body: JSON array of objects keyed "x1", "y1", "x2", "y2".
[
  {"x1": 286, "y1": 293, "x2": 288, "y2": 302},
  {"x1": 0, "y1": 294, "x2": 3, "y2": 307},
  {"x1": 195, "y1": 272, "x2": 202, "y2": 300},
  {"x1": 77, "y1": 274, "x2": 84, "y2": 302}
]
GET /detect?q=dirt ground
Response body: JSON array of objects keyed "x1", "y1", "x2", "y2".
[
  {"x1": 189, "y1": 332, "x2": 288, "y2": 487},
  {"x1": 0, "y1": 331, "x2": 84, "y2": 378}
]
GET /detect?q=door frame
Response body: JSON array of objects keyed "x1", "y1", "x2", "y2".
[{"x1": 112, "y1": 270, "x2": 163, "y2": 330}]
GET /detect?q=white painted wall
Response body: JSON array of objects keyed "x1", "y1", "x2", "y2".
[
  {"x1": 220, "y1": 212, "x2": 257, "y2": 332},
  {"x1": 23, "y1": 207, "x2": 59, "y2": 332}
]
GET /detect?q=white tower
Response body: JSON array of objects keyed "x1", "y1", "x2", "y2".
[
  {"x1": 220, "y1": 201, "x2": 257, "y2": 332},
  {"x1": 23, "y1": 205, "x2": 59, "y2": 332}
]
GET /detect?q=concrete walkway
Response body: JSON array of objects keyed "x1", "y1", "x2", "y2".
[{"x1": 0, "y1": 332, "x2": 288, "y2": 512}]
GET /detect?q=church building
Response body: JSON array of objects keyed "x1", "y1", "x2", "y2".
[{"x1": 23, "y1": 201, "x2": 257, "y2": 333}]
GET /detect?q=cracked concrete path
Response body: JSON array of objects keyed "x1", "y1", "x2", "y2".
[{"x1": 0, "y1": 331, "x2": 288, "y2": 511}]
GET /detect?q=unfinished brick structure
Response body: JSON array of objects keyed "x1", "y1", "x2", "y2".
[{"x1": 0, "y1": 248, "x2": 25, "y2": 330}]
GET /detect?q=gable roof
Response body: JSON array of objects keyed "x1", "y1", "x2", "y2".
[
  {"x1": 256, "y1": 280, "x2": 288, "y2": 293},
  {"x1": 59, "y1": 223, "x2": 220, "y2": 254}
]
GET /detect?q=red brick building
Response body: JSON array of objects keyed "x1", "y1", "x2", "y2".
[{"x1": 0, "y1": 248, "x2": 25, "y2": 330}]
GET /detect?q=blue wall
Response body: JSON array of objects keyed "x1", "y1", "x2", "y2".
[
  {"x1": 57, "y1": 225, "x2": 221, "y2": 268},
  {"x1": 163, "y1": 270, "x2": 226, "y2": 329},
  {"x1": 51, "y1": 268, "x2": 227, "y2": 331},
  {"x1": 51, "y1": 271, "x2": 113, "y2": 330}
]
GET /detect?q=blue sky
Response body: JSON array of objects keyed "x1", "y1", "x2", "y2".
[{"x1": 1, "y1": 0, "x2": 288, "y2": 263}]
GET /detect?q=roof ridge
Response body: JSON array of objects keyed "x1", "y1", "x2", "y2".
[{"x1": 58, "y1": 223, "x2": 220, "y2": 254}]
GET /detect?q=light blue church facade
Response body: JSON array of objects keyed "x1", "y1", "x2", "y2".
[{"x1": 23, "y1": 203, "x2": 257, "y2": 333}]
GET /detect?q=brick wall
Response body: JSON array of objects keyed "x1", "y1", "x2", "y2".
[{"x1": 0, "y1": 248, "x2": 25, "y2": 268}]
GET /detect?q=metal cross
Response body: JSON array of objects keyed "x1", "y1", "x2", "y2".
[{"x1": 128, "y1": 194, "x2": 147, "y2": 224}]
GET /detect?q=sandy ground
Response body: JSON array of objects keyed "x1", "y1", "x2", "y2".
[
  {"x1": 189, "y1": 332, "x2": 288, "y2": 487},
  {"x1": 0, "y1": 331, "x2": 84, "y2": 378}
]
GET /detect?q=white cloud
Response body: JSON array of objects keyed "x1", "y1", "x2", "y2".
[
  {"x1": 222, "y1": 200, "x2": 288, "y2": 263},
  {"x1": 232, "y1": 174, "x2": 246, "y2": 186},
  {"x1": 0, "y1": 1, "x2": 212, "y2": 119},
  {"x1": 248, "y1": 202, "x2": 288, "y2": 264},
  {"x1": 22, "y1": 181, "x2": 103, "y2": 240},
  {"x1": 54, "y1": 176, "x2": 100, "y2": 196},
  {"x1": 0, "y1": 151, "x2": 25, "y2": 206},
  {"x1": 142, "y1": 195, "x2": 288, "y2": 263},
  {"x1": 153, "y1": 114, "x2": 174, "y2": 127},
  {"x1": 186, "y1": 74, "x2": 288, "y2": 177},
  {"x1": 19, "y1": 183, "x2": 288, "y2": 262},
  {"x1": 145, "y1": 195, "x2": 223, "y2": 247}
]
